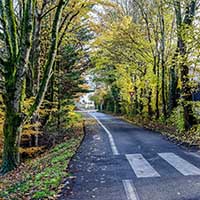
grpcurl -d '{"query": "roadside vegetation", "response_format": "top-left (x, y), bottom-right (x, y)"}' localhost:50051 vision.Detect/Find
top-left (0, 124), bottom-right (84, 199)
top-left (1, 0), bottom-right (200, 198)
top-left (90, 0), bottom-right (200, 146)
top-left (0, 0), bottom-right (107, 175)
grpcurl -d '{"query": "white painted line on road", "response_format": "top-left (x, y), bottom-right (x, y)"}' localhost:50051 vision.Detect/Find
top-left (90, 114), bottom-right (119, 155)
top-left (126, 154), bottom-right (160, 178)
top-left (184, 151), bottom-right (200, 160)
top-left (158, 153), bottom-right (200, 176)
top-left (123, 180), bottom-right (140, 200)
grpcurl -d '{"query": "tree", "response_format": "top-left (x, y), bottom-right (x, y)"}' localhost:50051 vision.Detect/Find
top-left (0, 0), bottom-right (66, 174)
top-left (0, 0), bottom-right (107, 174)
top-left (91, 0), bottom-right (200, 133)
top-left (173, 0), bottom-right (197, 130)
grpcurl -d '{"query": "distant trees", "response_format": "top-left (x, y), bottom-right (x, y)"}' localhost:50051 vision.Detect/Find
top-left (91, 0), bottom-right (200, 131)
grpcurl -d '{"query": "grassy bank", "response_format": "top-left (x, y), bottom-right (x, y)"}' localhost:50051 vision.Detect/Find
top-left (0, 129), bottom-right (84, 199)
top-left (122, 115), bottom-right (200, 148)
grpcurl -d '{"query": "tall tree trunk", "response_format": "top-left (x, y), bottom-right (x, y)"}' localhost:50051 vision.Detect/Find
top-left (28, 0), bottom-right (65, 117)
top-left (1, 97), bottom-right (22, 174)
top-left (159, 3), bottom-right (167, 117)
top-left (147, 89), bottom-right (153, 118)
top-left (139, 88), bottom-right (144, 114)
top-left (32, 16), bottom-right (42, 94)
top-left (174, 0), bottom-right (197, 130)
top-left (169, 52), bottom-right (178, 114)
top-left (113, 101), bottom-right (117, 114)
top-left (156, 53), bottom-right (160, 119)
top-left (161, 42), bottom-right (166, 117)
top-left (1, 0), bottom-right (65, 174)
top-left (57, 61), bottom-right (61, 130)
top-left (133, 86), bottom-right (138, 115)
top-left (0, 0), bottom-right (35, 174)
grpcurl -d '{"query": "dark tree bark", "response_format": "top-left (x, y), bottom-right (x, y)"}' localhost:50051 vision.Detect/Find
top-left (0, 0), bottom-right (66, 174)
top-left (155, 50), bottom-right (160, 119)
top-left (174, 0), bottom-right (197, 130)
top-left (147, 89), bottom-right (153, 118)
top-left (168, 52), bottom-right (178, 114)
top-left (0, 0), bottom-right (36, 174)
top-left (159, 1), bottom-right (167, 118)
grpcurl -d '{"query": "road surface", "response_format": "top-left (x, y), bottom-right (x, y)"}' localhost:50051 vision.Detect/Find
top-left (60, 112), bottom-right (200, 200)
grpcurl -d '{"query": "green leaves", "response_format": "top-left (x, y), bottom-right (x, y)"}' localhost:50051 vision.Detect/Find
top-left (90, 0), bottom-right (200, 133)
top-left (0, 136), bottom-right (83, 199)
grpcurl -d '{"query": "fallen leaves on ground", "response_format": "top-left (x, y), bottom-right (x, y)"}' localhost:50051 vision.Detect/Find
top-left (124, 116), bottom-right (200, 147)
top-left (0, 132), bottom-right (84, 200)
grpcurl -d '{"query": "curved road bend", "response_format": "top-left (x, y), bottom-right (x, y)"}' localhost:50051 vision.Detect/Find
top-left (60, 112), bottom-right (200, 200)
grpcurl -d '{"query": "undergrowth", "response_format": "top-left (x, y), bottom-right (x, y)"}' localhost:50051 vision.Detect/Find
top-left (0, 132), bottom-right (84, 199)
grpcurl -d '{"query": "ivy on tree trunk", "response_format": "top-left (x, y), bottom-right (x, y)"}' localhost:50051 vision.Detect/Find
top-left (0, 0), bottom-right (66, 174)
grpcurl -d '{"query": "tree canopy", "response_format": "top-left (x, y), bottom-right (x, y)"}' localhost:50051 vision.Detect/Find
top-left (0, 0), bottom-right (200, 176)
top-left (91, 0), bottom-right (200, 134)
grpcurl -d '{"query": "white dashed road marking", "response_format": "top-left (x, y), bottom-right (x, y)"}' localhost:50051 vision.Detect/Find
top-left (123, 180), bottom-right (140, 200)
top-left (90, 114), bottom-right (119, 155)
top-left (126, 154), bottom-right (160, 178)
top-left (158, 153), bottom-right (200, 176)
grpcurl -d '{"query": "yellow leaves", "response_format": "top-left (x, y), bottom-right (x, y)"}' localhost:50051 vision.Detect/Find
top-left (22, 130), bottom-right (42, 136)
top-left (91, 87), bottom-right (108, 104)
top-left (120, 16), bottom-right (132, 29)
top-left (79, 83), bottom-right (90, 90)
top-left (19, 147), bottom-right (44, 157)
top-left (64, 106), bottom-right (82, 129)
top-left (93, 16), bottom-right (133, 44)
top-left (91, 11), bottom-right (151, 68)
top-left (23, 98), bottom-right (58, 117)
top-left (37, 108), bottom-right (50, 116)
top-left (177, 77), bottom-right (182, 90)
top-left (23, 97), bottom-right (35, 114)
top-left (24, 122), bottom-right (41, 129)
top-left (89, 0), bottom-right (115, 7)
top-left (114, 67), bottom-right (133, 103)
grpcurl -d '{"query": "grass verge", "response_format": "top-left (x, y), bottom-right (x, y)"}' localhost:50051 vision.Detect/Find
top-left (122, 115), bottom-right (200, 148)
top-left (0, 133), bottom-right (84, 199)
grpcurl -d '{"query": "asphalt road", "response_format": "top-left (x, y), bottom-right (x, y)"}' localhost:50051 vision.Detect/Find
top-left (60, 112), bottom-right (200, 200)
